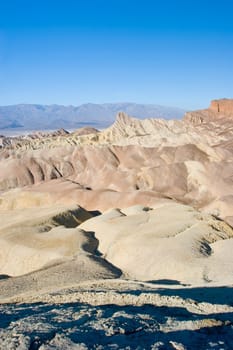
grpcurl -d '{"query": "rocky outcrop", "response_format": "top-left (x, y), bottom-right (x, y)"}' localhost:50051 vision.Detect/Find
top-left (210, 98), bottom-right (233, 114)
top-left (184, 98), bottom-right (233, 124)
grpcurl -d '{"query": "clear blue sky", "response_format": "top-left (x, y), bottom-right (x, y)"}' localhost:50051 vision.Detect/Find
top-left (0, 0), bottom-right (233, 109)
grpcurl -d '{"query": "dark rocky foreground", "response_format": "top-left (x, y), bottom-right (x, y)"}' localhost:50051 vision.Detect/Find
top-left (1, 284), bottom-right (233, 350)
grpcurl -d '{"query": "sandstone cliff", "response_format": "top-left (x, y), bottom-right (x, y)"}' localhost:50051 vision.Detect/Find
top-left (184, 98), bottom-right (233, 124)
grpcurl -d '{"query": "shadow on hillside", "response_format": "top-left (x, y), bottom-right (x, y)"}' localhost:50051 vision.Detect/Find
top-left (147, 279), bottom-right (185, 286)
top-left (0, 274), bottom-right (10, 280)
top-left (0, 301), bottom-right (233, 349)
top-left (89, 210), bottom-right (102, 217)
top-left (156, 285), bottom-right (233, 306)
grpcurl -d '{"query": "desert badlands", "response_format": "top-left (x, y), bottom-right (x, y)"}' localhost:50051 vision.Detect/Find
top-left (1, 99), bottom-right (233, 349)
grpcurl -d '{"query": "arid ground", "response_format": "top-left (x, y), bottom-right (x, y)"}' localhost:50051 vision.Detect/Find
top-left (1, 99), bottom-right (233, 349)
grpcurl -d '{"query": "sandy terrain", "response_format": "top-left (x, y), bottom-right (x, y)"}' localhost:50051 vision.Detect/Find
top-left (1, 99), bottom-right (233, 349)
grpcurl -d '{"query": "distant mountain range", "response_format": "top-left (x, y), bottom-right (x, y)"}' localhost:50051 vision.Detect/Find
top-left (0, 103), bottom-right (185, 131)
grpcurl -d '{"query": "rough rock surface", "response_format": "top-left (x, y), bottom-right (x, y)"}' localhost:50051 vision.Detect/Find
top-left (210, 98), bottom-right (233, 114)
top-left (184, 98), bottom-right (233, 124)
top-left (1, 101), bottom-right (233, 349)
top-left (1, 282), bottom-right (233, 350)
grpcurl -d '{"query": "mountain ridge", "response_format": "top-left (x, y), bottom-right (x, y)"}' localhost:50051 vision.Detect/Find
top-left (0, 102), bottom-right (185, 131)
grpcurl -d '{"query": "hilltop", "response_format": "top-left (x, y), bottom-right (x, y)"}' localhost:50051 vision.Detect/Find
top-left (0, 102), bottom-right (185, 132)
top-left (1, 99), bottom-right (233, 349)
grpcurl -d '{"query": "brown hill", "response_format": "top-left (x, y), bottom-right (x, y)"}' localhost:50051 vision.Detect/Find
top-left (184, 98), bottom-right (233, 124)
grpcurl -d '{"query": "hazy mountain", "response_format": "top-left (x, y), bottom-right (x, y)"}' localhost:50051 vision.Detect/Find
top-left (0, 103), bottom-right (185, 131)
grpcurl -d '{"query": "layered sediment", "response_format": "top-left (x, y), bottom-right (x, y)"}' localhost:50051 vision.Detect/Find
top-left (1, 100), bottom-right (233, 349)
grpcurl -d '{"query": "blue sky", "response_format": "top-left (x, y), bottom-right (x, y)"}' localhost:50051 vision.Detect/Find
top-left (0, 0), bottom-right (232, 109)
